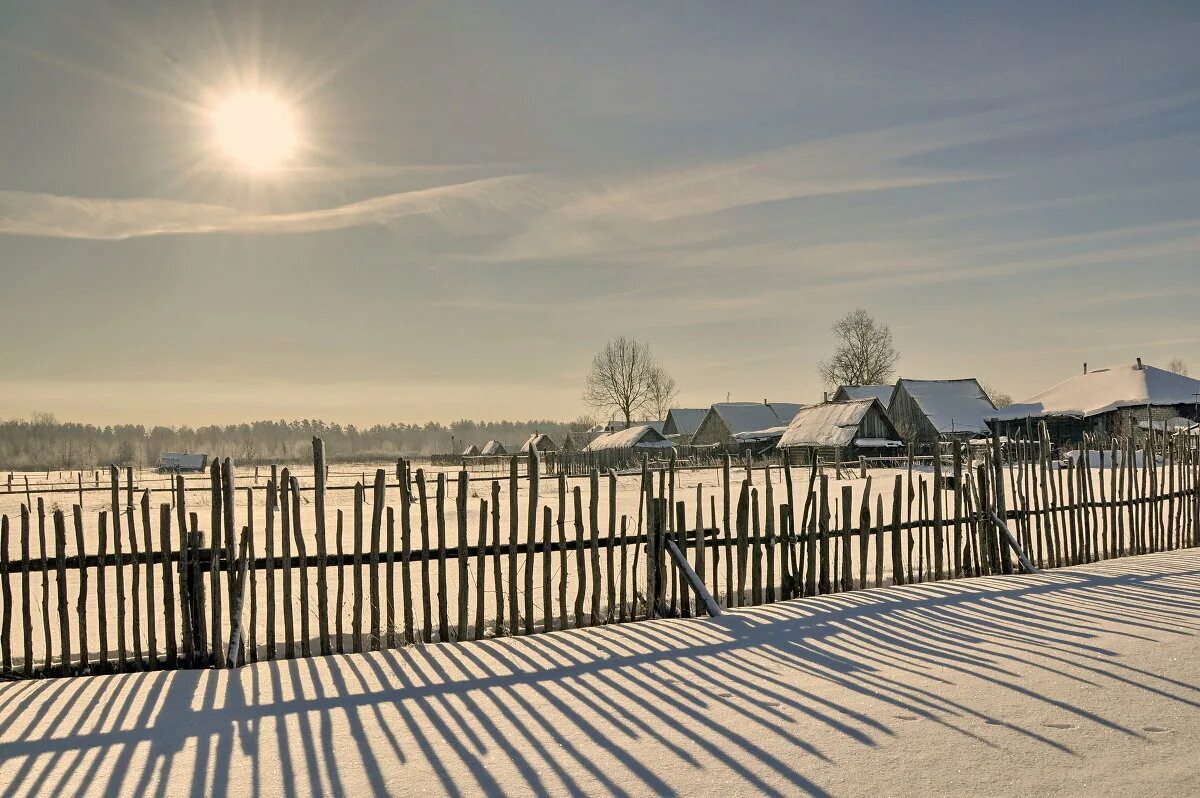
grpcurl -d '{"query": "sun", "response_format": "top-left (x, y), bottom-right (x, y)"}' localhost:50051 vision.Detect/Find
top-left (210, 89), bottom-right (298, 171)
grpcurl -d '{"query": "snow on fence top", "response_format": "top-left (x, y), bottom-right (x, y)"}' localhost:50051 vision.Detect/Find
top-left (584, 424), bottom-right (674, 452)
top-left (778, 398), bottom-right (879, 448)
top-left (896, 378), bottom-right (996, 435)
top-left (996, 362), bottom-right (1200, 421)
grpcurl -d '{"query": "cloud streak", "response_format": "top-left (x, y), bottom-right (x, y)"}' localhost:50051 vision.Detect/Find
top-left (0, 174), bottom-right (552, 240)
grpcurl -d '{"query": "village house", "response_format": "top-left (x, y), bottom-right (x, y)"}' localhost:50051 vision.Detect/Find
top-left (523, 433), bottom-right (557, 453)
top-left (583, 424), bottom-right (675, 453)
top-left (887, 378), bottom-right (996, 444)
top-left (777, 398), bottom-right (903, 464)
top-left (660, 408), bottom-right (708, 441)
top-left (689, 401), bottom-right (806, 450)
top-left (479, 439), bottom-right (508, 456)
top-left (994, 359), bottom-right (1200, 444)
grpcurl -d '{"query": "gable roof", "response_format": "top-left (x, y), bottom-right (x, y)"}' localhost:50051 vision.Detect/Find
top-left (461, 444), bottom-right (481, 456)
top-left (995, 363), bottom-right (1200, 421)
top-left (480, 440), bottom-right (507, 456)
top-left (834, 384), bottom-right (894, 406)
top-left (524, 433), bottom-right (556, 452)
top-left (710, 402), bottom-right (805, 435)
top-left (895, 378), bottom-right (996, 435)
top-left (663, 408), bottom-right (707, 437)
top-left (584, 424), bottom-right (674, 452)
top-left (778, 398), bottom-right (898, 448)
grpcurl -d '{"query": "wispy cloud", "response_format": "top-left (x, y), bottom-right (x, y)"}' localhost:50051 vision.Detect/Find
top-left (0, 174), bottom-right (552, 240)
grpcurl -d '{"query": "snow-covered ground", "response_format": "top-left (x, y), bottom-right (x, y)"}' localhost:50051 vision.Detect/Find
top-left (1, 549), bottom-right (1197, 797)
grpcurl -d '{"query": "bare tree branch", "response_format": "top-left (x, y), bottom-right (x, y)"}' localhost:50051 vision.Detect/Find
top-left (817, 308), bottom-right (900, 388)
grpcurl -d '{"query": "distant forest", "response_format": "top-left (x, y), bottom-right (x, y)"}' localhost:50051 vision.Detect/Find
top-left (0, 415), bottom-right (591, 470)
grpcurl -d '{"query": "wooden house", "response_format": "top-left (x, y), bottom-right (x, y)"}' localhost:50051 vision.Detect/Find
top-left (777, 398), bottom-right (903, 462)
top-left (584, 424), bottom-right (675, 452)
top-left (994, 360), bottom-right (1200, 445)
top-left (523, 433), bottom-right (557, 453)
top-left (888, 378), bottom-right (995, 443)
top-left (461, 443), bottom-right (481, 456)
top-left (158, 452), bottom-right (209, 472)
top-left (661, 408), bottom-right (707, 440)
top-left (689, 401), bottom-right (806, 449)
top-left (480, 440), bottom-right (508, 456)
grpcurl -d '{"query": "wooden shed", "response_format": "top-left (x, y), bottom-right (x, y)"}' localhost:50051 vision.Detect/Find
top-left (523, 433), bottom-right (557, 453)
top-left (480, 440), bottom-right (508, 456)
top-left (461, 443), bottom-right (481, 456)
top-left (777, 398), bottom-right (903, 462)
top-left (888, 378), bottom-right (996, 443)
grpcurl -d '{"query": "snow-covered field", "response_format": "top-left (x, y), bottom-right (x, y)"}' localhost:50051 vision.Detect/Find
top-left (1, 549), bottom-right (1197, 797)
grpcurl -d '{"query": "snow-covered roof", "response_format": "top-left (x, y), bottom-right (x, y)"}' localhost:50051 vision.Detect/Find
top-left (897, 378), bottom-right (996, 435)
top-left (524, 433), bottom-right (556, 452)
top-left (778, 399), bottom-right (887, 448)
top-left (731, 425), bottom-right (787, 443)
top-left (461, 444), bottom-right (481, 456)
top-left (995, 363), bottom-right (1200, 421)
top-left (835, 384), bottom-right (894, 406)
top-left (710, 402), bottom-right (805, 435)
top-left (480, 440), bottom-right (507, 456)
top-left (584, 424), bottom-right (675, 452)
top-left (664, 408), bottom-right (707, 437)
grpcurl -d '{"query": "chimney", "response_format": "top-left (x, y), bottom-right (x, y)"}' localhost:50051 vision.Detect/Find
top-left (1083, 362), bottom-right (1088, 374)
top-left (763, 398), bottom-right (768, 405)
top-left (823, 391), bottom-right (829, 403)
top-left (1136, 357), bottom-right (1143, 370)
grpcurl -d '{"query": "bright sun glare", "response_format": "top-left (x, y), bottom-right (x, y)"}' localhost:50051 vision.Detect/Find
top-left (211, 89), bottom-right (298, 171)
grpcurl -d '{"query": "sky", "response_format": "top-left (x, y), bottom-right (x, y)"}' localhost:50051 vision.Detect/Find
top-left (1, 1), bottom-right (1198, 427)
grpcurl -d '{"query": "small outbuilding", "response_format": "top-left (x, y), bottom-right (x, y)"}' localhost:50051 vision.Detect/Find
top-left (461, 443), bottom-right (481, 456)
top-left (523, 433), bottom-right (557, 453)
top-left (480, 440), bottom-right (508, 456)
top-left (158, 452), bottom-right (209, 472)
top-left (778, 398), bottom-right (903, 462)
top-left (888, 378), bottom-right (996, 443)
top-left (584, 424), bottom-right (675, 452)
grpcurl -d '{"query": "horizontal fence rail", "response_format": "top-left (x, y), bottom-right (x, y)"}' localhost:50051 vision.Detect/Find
top-left (1, 424), bottom-right (1198, 678)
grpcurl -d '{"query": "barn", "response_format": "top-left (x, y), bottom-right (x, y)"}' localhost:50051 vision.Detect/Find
top-left (778, 398), bottom-right (904, 462)
top-left (584, 424), bottom-right (675, 452)
top-left (661, 408), bottom-right (707, 440)
top-left (523, 433), bottom-right (557, 453)
top-left (994, 360), bottom-right (1200, 445)
top-left (888, 378), bottom-right (996, 443)
top-left (480, 440), bottom-right (508, 456)
top-left (461, 443), bottom-right (481, 456)
top-left (689, 401), bottom-right (806, 449)
top-left (832, 384), bottom-right (895, 407)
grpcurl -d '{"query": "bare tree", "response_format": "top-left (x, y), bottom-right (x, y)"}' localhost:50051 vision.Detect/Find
top-left (981, 382), bottom-right (1013, 408)
top-left (1168, 357), bottom-right (1189, 377)
top-left (645, 365), bottom-right (679, 421)
top-left (582, 337), bottom-right (673, 425)
top-left (817, 309), bottom-right (900, 388)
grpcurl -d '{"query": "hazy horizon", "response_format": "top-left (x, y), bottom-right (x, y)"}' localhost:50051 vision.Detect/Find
top-left (2, 1), bottom-right (1198, 426)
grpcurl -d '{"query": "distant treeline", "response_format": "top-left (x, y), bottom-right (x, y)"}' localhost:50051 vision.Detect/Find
top-left (0, 416), bottom-right (589, 470)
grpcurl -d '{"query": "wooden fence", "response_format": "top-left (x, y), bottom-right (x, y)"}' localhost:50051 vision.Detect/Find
top-left (1, 425), bottom-right (1197, 678)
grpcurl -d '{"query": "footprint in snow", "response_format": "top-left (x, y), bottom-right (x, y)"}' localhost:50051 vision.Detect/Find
top-left (1043, 722), bottom-right (1077, 730)
top-left (894, 714), bottom-right (920, 722)
top-left (1143, 726), bottom-right (1171, 733)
